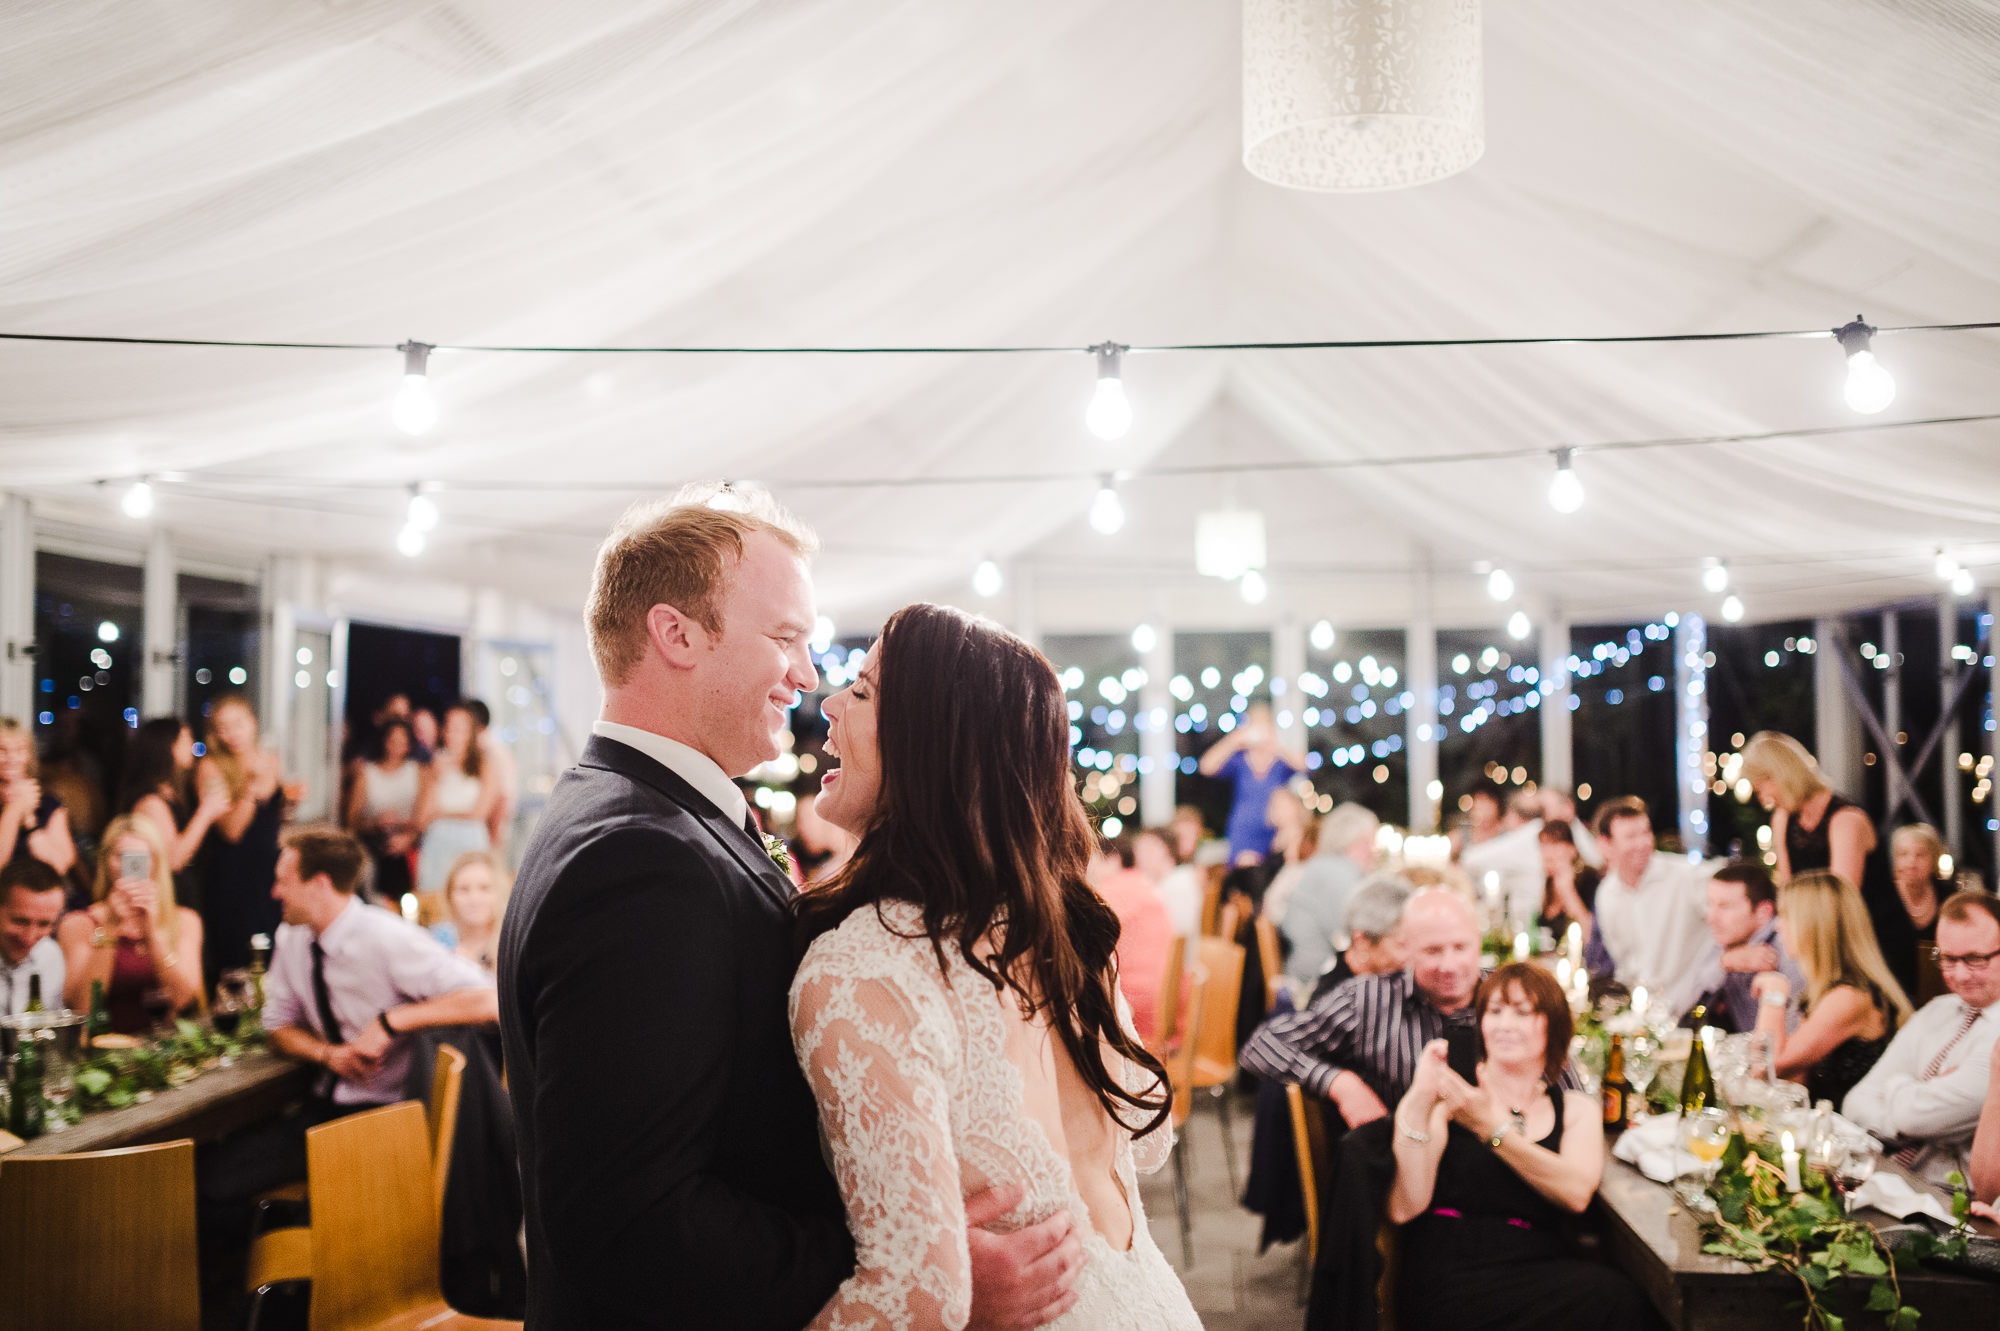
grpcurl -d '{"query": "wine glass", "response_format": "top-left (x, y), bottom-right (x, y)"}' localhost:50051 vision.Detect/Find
top-left (210, 979), bottom-right (245, 1062)
top-left (1831, 1145), bottom-right (1878, 1210)
top-left (1678, 1108), bottom-right (1733, 1212)
top-left (140, 985), bottom-right (173, 1038)
top-left (1625, 1035), bottom-right (1659, 1120)
top-left (38, 1028), bottom-right (73, 1130)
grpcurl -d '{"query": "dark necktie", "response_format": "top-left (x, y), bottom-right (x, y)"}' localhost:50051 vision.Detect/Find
top-left (743, 810), bottom-right (762, 843)
top-left (309, 939), bottom-right (343, 1045)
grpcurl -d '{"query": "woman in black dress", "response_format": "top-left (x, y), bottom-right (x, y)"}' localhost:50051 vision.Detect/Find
top-left (197, 695), bottom-right (289, 978)
top-left (0, 715), bottom-right (77, 880)
top-left (1751, 870), bottom-right (1912, 1108)
top-left (1743, 730), bottom-right (1915, 995)
top-left (1387, 962), bottom-right (1651, 1331)
top-left (122, 717), bottom-right (232, 877)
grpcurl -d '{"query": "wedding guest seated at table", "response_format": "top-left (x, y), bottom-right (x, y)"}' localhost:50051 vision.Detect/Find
top-left (1241, 887), bottom-right (1485, 1127)
top-left (1459, 787), bottom-right (1547, 917)
top-left (57, 815), bottom-right (204, 1031)
top-left (429, 848), bottom-right (508, 972)
top-left (1844, 889), bottom-right (2000, 1191)
top-left (1306, 873), bottom-right (1413, 1004)
top-left (1136, 826), bottom-right (1202, 940)
top-left (1536, 819), bottom-right (1600, 952)
top-left (1279, 802), bottom-right (1380, 987)
top-left (1092, 834), bottom-right (1174, 1043)
top-left (1664, 862), bottom-right (1804, 1034)
top-left (1750, 870), bottom-right (1911, 1107)
top-left (1386, 963), bottom-right (1650, 1331)
top-left (0, 857), bottom-right (66, 1015)
top-left (1592, 795), bottom-right (1718, 995)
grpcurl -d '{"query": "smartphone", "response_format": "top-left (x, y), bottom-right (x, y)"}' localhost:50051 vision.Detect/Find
top-left (1445, 1023), bottom-right (1482, 1082)
top-left (120, 848), bottom-right (151, 882)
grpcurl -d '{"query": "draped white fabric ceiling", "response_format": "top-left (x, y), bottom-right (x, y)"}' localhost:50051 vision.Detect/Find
top-left (4, 1), bottom-right (1999, 633)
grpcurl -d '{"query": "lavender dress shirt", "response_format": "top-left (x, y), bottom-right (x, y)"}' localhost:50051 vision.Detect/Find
top-left (262, 896), bottom-right (493, 1104)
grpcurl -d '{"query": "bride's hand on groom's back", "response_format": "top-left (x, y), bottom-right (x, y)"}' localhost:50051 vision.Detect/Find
top-left (964, 1181), bottom-right (1085, 1330)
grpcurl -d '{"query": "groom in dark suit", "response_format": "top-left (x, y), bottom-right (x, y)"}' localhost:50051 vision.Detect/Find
top-left (500, 484), bottom-right (1083, 1330)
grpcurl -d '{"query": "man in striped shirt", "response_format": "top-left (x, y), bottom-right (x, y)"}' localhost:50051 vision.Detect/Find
top-left (1241, 888), bottom-right (1485, 1127)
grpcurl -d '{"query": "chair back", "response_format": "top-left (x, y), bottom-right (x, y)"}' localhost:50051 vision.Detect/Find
top-left (1167, 966), bottom-right (1209, 1125)
top-left (1254, 916), bottom-right (1285, 1012)
top-left (1199, 865), bottom-right (1225, 935)
top-left (0, 1138), bottom-right (201, 1331)
top-left (1154, 934), bottom-right (1188, 1052)
top-left (1284, 1084), bottom-right (1328, 1267)
top-left (306, 1101), bottom-right (440, 1331)
top-left (1190, 937), bottom-right (1246, 1088)
top-left (427, 1043), bottom-right (468, 1222)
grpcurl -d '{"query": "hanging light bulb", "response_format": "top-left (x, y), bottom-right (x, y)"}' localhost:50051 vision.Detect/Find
top-left (1506, 610), bottom-right (1531, 641)
top-left (406, 486), bottom-right (439, 532)
top-left (1720, 594), bottom-right (1745, 623)
top-left (1952, 567), bottom-right (1976, 597)
top-left (1935, 549), bottom-right (1959, 582)
top-left (1703, 559), bottom-right (1729, 594)
top-left (392, 341), bottom-right (438, 436)
top-left (396, 524), bottom-right (426, 558)
top-left (1084, 342), bottom-right (1132, 441)
top-left (1834, 317), bottom-right (1895, 414)
top-left (972, 558), bottom-right (1003, 598)
top-left (1486, 568), bottom-right (1514, 601)
top-left (1131, 624), bottom-right (1157, 653)
top-left (1546, 448), bottom-right (1584, 513)
top-left (1240, 569), bottom-right (1269, 604)
top-left (121, 478), bottom-right (155, 519)
top-left (1309, 618), bottom-right (1336, 651)
top-left (1089, 477), bottom-right (1125, 534)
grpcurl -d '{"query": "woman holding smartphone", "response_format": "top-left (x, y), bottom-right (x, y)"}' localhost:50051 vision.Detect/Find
top-left (57, 814), bottom-right (204, 1033)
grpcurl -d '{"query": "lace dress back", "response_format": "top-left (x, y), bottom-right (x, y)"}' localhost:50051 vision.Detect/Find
top-left (790, 900), bottom-right (1201, 1331)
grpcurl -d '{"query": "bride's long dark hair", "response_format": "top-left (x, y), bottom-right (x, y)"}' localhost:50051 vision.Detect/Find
top-left (795, 603), bottom-right (1171, 1138)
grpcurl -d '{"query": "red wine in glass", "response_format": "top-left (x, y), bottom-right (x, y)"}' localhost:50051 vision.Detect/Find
top-left (141, 987), bottom-right (173, 1035)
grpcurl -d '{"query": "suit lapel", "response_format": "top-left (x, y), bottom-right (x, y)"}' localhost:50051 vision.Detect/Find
top-left (580, 736), bottom-right (795, 912)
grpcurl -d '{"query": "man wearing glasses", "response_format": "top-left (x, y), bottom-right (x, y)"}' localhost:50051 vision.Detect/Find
top-left (1845, 890), bottom-right (2000, 1191)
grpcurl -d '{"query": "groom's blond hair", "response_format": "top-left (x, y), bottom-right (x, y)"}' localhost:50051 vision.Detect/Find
top-left (586, 482), bottom-right (817, 688)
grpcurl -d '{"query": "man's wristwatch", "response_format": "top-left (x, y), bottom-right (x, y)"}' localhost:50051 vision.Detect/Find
top-left (377, 1010), bottom-right (398, 1038)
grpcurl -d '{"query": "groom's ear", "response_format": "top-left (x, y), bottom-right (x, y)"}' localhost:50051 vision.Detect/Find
top-left (645, 603), bottom-right (708, 670)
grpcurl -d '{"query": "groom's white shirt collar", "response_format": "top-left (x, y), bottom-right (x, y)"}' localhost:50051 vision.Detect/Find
top-left (592, 720), bottom-right (749, 828)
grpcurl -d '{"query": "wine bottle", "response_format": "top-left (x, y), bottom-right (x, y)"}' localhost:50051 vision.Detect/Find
top-left (8, 1031), bottom-right (45, 1139)
top-left (86, 978), bottom-right (110, 1043)
top-left (1680, 1006), bottom-right (1715, 1114)
top-left (23, 973), bottom-right (43, 1014)
top-left (1601, 1033), bottom-right (1631, 1133)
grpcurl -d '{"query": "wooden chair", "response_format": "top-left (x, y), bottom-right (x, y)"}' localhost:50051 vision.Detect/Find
top-left (1215, 901), bottom-right (1242, 948)
top-left (1254, 915), bottom-right (1286, 1013)
top-left (1283, 1083), bottom-right (1326, 1271)
top-left (1190, 936), bottom-right (1246, 1197)
top-left (1163, 967), bottom-right (1208, 1269)
top-left (1152, 934), bottom-right (1188, 1055)
top-left (249, 1045), bottom-right (469, 1310)
top-left (304, 1101), bottom-right (519, 1331)
top-left (1198, 864), bottom-right (1226, 935)
top-left (0, 1138), bottom-right (201, 1331)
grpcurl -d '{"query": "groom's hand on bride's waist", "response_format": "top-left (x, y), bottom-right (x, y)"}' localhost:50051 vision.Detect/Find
top-left (964, 1181), bottom-right (1085, 1330)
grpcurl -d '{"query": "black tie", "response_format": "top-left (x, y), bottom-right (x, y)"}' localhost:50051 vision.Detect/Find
top-left (743, 810), bottom-right (762, 842)
top-left (309, 939), bottom-right (343, 1045)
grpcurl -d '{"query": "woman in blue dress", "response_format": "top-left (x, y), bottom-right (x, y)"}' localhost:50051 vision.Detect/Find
top-left (1197, 702), bottom-right (1306, 865)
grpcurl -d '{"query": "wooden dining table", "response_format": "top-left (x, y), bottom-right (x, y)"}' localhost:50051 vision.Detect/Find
top-left (3, 1050), bottom-right (314, 1160)
top-left (1595, 1155), bottom-right (2000, 1330)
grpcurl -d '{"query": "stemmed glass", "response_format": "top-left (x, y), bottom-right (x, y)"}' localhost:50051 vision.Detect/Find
top-left (1677, 1108), bottom-right (1733, 1213)
top-left (211, 972), bottom-right (249, 1063)
top-left (1624, 1035), bottom-right (1659, 1121)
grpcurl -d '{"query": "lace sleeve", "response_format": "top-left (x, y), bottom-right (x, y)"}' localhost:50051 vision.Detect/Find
top-left (792, 956), bottom-right (970, 1331)
top-left (1115, 986), bottom-right (1175, 1178)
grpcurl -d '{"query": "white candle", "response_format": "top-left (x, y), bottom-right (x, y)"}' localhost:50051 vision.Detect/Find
top-left (400, 892), bottom-right (419, 923)
top-left (1556, 958), bottom-right (1573, 991)
top-left (1781, 1130), bottom-right (1802, 1192)
top-left (1632, 985), bottom-right (1649, 1017)
top-left (1512, 931), bottom-right (1530, 962)
top-left (1565, 920), bottom-right (1583, 966)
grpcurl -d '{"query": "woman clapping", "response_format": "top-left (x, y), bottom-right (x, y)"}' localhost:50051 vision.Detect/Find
top-left (1387, 963), bottom-right (1649, 1330)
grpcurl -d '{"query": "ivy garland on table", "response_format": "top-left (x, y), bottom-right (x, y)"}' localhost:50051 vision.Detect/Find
top-left (1697, 1132), bottom-right (1973, 1331)
top-left (58, 1019), bottom-right (267, 1123)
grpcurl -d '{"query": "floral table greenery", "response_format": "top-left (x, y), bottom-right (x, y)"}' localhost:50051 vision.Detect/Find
top-left (60, 1017), bottom-right (267, 1123)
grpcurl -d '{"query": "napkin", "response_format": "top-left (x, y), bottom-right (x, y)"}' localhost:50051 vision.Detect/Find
top-left (1849, 1172), bottom-right (1957, 1227)
top-left (1612, 1114), bottom-right (1697, 1183)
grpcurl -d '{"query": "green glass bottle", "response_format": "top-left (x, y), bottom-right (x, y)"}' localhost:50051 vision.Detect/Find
top-left (23, 973), bottom-right (43, 1014)
top-left (1680, 1007), bottom-right (1716, 1115)
top-left (86, 979), bottom-right (110, 1043)
top-left (8, 1033), bottom-right (46, 1139)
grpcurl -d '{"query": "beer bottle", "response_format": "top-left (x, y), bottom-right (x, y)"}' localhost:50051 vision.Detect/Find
top-left (1601, 1033), bottom-right (1631, 1133)
top-left (86, 978), bottom-right (111, 1043)
top-left (1680, 1006), bottom-right (1716, 1114)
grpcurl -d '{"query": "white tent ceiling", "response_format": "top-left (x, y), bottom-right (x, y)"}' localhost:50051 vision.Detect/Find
top-left (4, 0), bottom-right (1999, 634)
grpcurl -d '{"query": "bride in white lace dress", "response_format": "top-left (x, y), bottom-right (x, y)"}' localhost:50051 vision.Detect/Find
top-left (791, 603), bottom-right (1202, 1331)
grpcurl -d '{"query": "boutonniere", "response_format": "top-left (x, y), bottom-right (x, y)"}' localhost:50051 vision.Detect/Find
top-left (763, 834), bottom-right (794, 876)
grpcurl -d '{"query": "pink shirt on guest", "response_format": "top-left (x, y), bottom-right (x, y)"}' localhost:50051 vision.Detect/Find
top-left (1097, 868), bottom-right (1174, 1044)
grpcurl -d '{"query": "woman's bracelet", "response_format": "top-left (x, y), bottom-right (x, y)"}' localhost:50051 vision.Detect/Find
top-left (1396, 1116), bottom-right (1432, 1145)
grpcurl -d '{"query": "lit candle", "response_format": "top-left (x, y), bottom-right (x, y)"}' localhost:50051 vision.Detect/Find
top-left (1512, 931), bottom-right (1530, 962)
top-left (1556, 958), bottom-right (1573, 991)
top-left (1565, 920), bottom-right (1583, 967)
top-left (1632, 986), bottom-right (1649, 1018)
top-left (1781, 1130), bottom-right (1802, 1192)
top-left (400, 893), bottom-right (419, 924)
